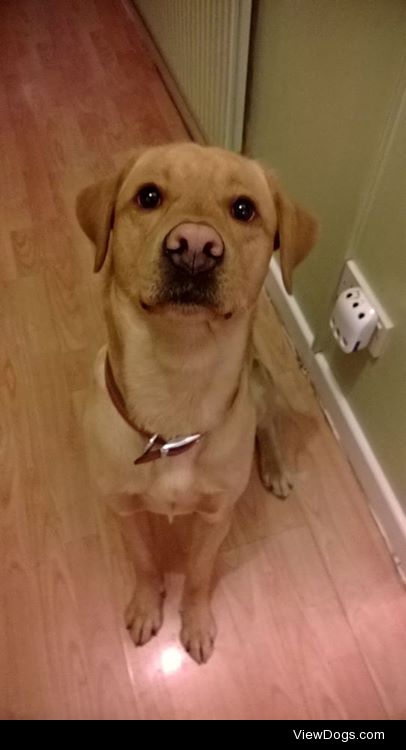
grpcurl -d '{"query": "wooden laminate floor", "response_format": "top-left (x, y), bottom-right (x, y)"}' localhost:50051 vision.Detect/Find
top-left (1, 0), bottom-right (405, 720)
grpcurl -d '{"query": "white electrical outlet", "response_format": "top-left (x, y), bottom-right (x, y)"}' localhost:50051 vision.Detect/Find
top-left (334, 260), bottom-right (393, 358)
top-left (331, 287), bottom-right (378, 353)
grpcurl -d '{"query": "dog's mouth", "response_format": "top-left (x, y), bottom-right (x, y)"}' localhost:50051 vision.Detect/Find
top-left (159, 274), bottom-right (217, 306)
top-left (140, 291), bottom-right (232, 320)
top-left (140, 300), bottom-right (231, 318)
top-left (140, 263), bottom-right (232, 318)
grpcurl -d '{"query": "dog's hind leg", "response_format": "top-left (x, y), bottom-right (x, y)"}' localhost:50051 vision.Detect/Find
top-left (252, 358), bottom-right (294, 500)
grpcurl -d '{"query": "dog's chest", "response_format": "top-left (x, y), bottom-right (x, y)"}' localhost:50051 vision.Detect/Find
top-left (87, 346), bottom-right (255, 521)
top-left (140, 461), bottom-right (200, 519)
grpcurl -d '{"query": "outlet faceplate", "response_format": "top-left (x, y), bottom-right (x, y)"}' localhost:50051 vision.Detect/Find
top-left (335, 260), bottom-right (393, 358)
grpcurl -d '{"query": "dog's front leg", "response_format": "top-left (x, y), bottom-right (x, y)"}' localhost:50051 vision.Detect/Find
top-left (120, 510), bottom-right (165, 647)
top-left (180, 511), bottom-right (232, 664)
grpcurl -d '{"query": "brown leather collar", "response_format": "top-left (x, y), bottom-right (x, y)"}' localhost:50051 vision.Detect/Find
top-left (104, 355), bottom-right (202, 465)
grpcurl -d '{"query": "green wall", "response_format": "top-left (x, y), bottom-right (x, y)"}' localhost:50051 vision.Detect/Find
top-left (245, 0), bottom-right (406, 502)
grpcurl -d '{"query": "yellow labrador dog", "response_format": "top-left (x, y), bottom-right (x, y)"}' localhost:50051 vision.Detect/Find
top-left (77, 143), bottom-right (318, 664)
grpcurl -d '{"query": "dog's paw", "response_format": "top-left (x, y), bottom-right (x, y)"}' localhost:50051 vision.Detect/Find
top-left (125, 584), bottom-right (165, 647)
top-left (180, 603), bottom-right (217, 665)
top-left (260, 469), bottom-right (294, 500)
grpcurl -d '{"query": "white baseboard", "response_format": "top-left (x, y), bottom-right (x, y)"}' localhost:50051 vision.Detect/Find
top-left (266, 260), bottom-right (406, 580)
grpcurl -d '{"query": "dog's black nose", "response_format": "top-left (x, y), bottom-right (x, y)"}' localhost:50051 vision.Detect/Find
top-left (164, 223), bottom-right (224, 275)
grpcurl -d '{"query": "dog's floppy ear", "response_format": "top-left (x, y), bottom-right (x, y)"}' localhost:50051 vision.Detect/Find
top-left (270, 178), bottom-right (319, 295)
top-left (76, 151), bottom-right (142, 272)
top-left (76, 172), bottom-right (122, 272)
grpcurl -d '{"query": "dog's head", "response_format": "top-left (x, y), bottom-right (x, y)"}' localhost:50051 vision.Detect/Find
top-left (76, 143), bottom-right (318, 320)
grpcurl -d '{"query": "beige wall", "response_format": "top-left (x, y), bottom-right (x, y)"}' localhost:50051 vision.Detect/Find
top-left (245, 0), bottom-right (406, 502)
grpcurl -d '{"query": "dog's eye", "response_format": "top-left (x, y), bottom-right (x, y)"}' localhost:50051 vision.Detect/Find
top-left (230, 196), bottom-right (256, 223)
top-left (136, 184), bottom-right (162, 210)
